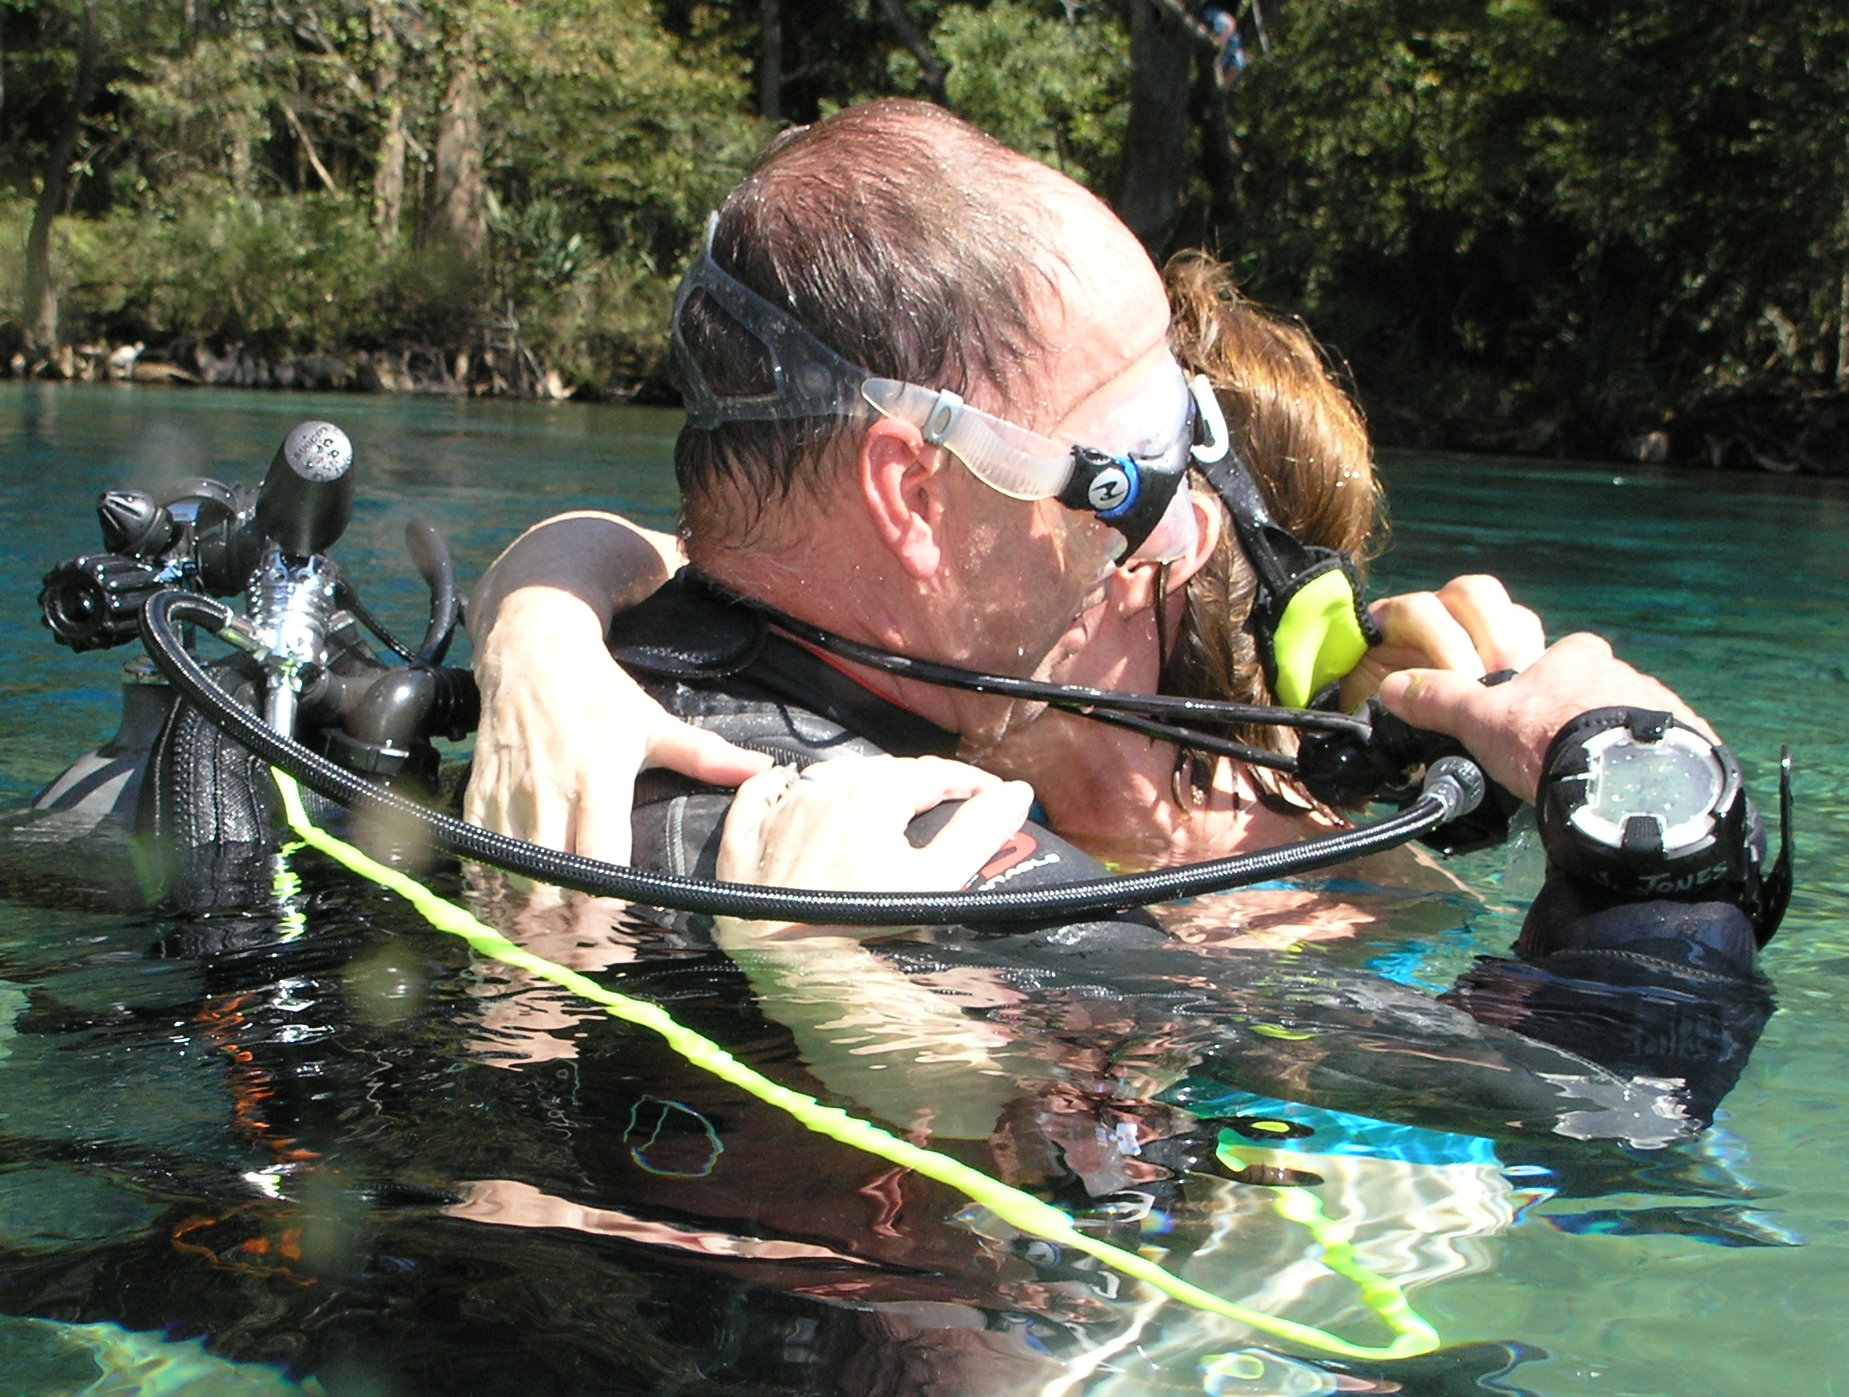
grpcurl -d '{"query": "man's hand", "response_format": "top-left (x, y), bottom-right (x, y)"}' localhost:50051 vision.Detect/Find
top-left (1377, 631), bottom-right (1715, 803)
top-left (1341, 574), bottom-right (1548, 710)
top-left (464, 585), bottom-right (772, 862)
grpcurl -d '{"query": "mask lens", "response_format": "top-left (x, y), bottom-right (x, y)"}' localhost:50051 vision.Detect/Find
top-left (1093, 374), bottom-right (1199, 562)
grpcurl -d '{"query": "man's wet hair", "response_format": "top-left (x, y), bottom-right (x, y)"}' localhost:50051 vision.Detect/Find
top-left (674, 99), bottom-right (1057, 554)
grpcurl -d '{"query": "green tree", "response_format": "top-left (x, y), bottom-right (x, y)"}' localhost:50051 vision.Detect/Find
top-left (1228, 0), bottom-right (1849, 459)
top-left (933, 0), bottom-right (1130, 190)
top-left (20, 0), bottom-right (100, 359)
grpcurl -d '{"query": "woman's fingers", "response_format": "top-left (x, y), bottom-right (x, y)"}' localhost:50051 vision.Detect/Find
top-left (1347, 575), bottom-right (1549, 709)
top-left (1369, 588), bottom-right (1490, 678)
top-left (646, 718), bottom-right (777, 789)
top-left (836, 753), bottom-right (1005, 814)
top-left (1431, 575), bottom-right (1547, 672)
top-left (914, 781), bottom-right (1036, 884)
top-left (715, 765), bottom-right (791, 883)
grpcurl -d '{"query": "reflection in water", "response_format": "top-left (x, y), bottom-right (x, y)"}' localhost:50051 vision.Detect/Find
top-left (0, 676), bottom-right (1786, 1392)
top-left (0, 387), bottom-right (1842, 1393)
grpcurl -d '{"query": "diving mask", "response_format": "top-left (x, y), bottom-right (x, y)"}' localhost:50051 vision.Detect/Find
top-left (862, 363), bottom-right (1223, 565)
top-left (671, 212), bottom-right (1217, 563)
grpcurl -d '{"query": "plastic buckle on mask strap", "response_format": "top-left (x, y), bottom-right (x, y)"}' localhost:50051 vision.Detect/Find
top-left (1197, 445), bottom-right (1380, 709)
top-left (671, 213), bottom-right (870, 428)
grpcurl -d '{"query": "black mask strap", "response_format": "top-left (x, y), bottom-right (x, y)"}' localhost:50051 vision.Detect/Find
top-left (671, 214), bottom-right (871, 427)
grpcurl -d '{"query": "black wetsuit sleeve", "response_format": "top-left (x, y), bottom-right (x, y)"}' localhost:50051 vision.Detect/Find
top-left (1444, 868), bottom-right (1773, 1125)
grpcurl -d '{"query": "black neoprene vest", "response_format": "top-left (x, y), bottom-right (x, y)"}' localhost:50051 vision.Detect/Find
top-left (609, 572), bottom-right (1165, 949)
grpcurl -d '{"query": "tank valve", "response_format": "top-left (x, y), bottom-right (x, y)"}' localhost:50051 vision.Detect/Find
top-left (39, 554), bottom-right (167, 652)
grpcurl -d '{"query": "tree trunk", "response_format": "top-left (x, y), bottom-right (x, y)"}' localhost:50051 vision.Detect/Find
top-left (1116, 0), bottom-right (1197, 254)
top-left (758, 0), bottom-right (783, 123)
top-left (1838, 254), bottom-right (1848, 389)
top-left (22, 0), bottom-right (101, 362)
top-left (873, 0), bottom-right (947, 107)
top-left (433, 15), bottom-right (487, 260)
top-left (370, 0), bottom-right (406, 249)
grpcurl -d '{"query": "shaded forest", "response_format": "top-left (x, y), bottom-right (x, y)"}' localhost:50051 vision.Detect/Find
top-left (4, 0), bottom-right (1846, 470)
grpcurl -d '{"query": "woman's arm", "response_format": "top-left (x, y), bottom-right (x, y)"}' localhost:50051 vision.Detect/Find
top-left (465, 512), bottom-right (771, 861)
top-left (713, 757), bottom-right (1035, 1140)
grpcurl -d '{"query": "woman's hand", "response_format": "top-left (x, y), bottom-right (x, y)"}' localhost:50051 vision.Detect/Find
top-left (1342, 574), bottom-right (1548, 709)
top-left (718, 756), bottom-right (1034, 898)
top-left (465, 584), bottom-right (772, 862)
top-left (713, 757), bottom-right (1032, 1138)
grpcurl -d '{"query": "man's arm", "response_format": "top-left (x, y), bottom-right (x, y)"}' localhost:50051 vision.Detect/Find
top-left (465, 511), bottom-right (771, 861)
top-left (1375, 631), bottom-right (1715, 805)
top-left (1381, 632), bottom-right (1775, 1125)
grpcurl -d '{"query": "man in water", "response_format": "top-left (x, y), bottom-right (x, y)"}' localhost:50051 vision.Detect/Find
top-left (469, 99), bottom-right (1711, 875)
top-left (466, 99), bottom-right (1775, 1128)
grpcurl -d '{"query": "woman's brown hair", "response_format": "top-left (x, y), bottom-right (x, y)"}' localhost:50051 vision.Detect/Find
top-left (1160, 251), bottom-right (1385, 787)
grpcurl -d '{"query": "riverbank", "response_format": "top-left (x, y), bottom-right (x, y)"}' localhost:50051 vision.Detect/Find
top-left (1370, 380), bottom-right (1849, 476)
top-left (6, 336), bottom-right (647, 406)
top-left (11, 334), bottom-right (1846, 475)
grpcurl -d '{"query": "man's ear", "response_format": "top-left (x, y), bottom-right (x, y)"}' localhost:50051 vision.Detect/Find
top-left (1109, 488), bottom-right (1224, 615)
top-left (858, 418), bottom-right (950, 579)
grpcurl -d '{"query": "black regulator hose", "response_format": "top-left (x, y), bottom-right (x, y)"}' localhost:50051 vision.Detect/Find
top-left (404, 517), bottom-right (461, 666)
top-left (141, 590), bottom-right (1486, 926)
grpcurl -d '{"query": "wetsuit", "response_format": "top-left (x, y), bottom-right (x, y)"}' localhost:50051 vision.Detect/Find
top-left (612, 571), bottom-right (1167, 953)
top-left (609, 572), bottom-right (1774, 1136)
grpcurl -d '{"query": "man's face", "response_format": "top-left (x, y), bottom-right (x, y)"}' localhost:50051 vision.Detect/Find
top-left (934, 177), bottom-right (1173, 745)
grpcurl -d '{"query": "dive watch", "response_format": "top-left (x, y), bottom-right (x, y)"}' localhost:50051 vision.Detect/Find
top-left (1536, 707), bottom-right (1750, 901)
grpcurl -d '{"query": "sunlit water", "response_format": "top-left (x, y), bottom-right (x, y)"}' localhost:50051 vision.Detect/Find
top-left (0, 384), bottom-right (1843, 1395)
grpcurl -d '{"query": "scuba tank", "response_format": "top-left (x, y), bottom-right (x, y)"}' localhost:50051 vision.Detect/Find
top-left (23, 421), bottom-right (477, 909)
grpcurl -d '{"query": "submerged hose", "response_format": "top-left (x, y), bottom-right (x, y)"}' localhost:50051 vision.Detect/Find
top-left (141, 590), bottom-right (1484, 926)
top-left (269, 769), bottom-right (1440, 1360)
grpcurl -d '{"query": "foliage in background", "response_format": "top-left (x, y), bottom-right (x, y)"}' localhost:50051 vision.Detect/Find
top-left (1228, 0), bottom-right (1849, 462)
top-left (2, 0), bottom-right (1845, 466)
top-left (930, 1), bottom-right (1128, 187)
top-left (0, 0), bottom-right (761, 391)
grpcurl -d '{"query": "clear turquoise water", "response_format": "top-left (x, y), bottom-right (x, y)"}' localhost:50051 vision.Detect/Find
top-left (0, 384), bottom-right (1844, 1395)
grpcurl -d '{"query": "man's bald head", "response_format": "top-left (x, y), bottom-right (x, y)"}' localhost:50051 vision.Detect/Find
top-left (674, 100), bottom-right (1118, 556)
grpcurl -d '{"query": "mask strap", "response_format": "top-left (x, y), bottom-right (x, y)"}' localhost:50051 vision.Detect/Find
top-left (1189, 373), bottom-right (1231, 464)
top-left (1197, 447), bottom-right (1381, 708)
top-left (671, 213), bottom-right (872, 427)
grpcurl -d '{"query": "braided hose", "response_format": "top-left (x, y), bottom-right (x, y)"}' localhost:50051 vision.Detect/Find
top-left (141, 590), bottom-right (1482, 926)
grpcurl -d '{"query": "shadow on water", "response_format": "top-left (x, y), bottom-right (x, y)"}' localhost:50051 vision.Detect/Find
top-left (0, 387), bottom-right (1843, 1394)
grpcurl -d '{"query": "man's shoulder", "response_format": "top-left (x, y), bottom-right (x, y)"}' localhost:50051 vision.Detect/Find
top-left (610, 571), bottom-right (959, 759)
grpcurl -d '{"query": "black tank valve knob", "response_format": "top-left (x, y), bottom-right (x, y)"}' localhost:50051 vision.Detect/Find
top-left (39, 554), bottom-right (167, 652)
top-left (96, 489), bottom-right (176, 559)
top-left (256, 420), bottom-right (354, 558)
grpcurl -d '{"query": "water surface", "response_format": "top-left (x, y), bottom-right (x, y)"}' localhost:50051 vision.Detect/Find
top-left (0, 384), bottom-right (1843, 1395)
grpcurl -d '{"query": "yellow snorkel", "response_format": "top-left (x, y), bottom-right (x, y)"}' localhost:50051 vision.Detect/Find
top-left (1189, 395), bottom-right (1380, 712)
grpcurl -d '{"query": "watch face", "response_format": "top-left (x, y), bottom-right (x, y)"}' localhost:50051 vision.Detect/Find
top-left (1570, 726), bottom-right (1727, 855)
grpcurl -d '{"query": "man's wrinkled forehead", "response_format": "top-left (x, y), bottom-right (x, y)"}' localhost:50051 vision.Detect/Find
top-left (1005, 175), bottom-right (1171, 431)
